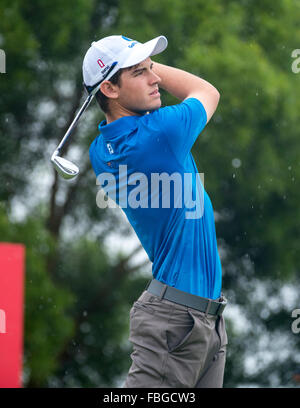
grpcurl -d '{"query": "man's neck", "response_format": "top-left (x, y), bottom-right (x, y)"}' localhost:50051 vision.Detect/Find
top-left (105, 102), bottom-right (142, 124)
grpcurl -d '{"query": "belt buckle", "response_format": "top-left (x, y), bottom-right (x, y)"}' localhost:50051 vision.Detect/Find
top-left (216, 299), bottom-right (227, 316)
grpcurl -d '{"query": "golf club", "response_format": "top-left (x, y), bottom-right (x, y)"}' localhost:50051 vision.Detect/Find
top-left (51, 92), bottom-right (94, 179)
top-left (51, 61), bottom-right (118, 179)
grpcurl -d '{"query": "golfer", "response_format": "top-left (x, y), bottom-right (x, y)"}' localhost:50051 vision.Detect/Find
top-left (84, 34), bottom-right (228, 388)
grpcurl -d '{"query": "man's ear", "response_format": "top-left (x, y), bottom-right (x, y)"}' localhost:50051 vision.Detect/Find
top-left (99, 81), bottom-right (119, 99)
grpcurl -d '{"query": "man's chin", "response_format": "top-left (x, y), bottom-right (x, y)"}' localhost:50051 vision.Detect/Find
top-left (148, 99), bottom-right (162, 112)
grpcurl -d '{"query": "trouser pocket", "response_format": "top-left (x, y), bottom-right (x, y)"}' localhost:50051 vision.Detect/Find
top-left (166, 309), bottom-right (195, 353)
top-left (163, 308), bottom-right (212, 387)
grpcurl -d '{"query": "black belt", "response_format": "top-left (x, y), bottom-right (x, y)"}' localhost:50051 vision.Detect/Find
top-left (146, 279), bottom-right (227, 316)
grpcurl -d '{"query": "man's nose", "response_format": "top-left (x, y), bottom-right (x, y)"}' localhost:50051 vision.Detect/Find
top-left (149, 70), bottom-right (161, 84)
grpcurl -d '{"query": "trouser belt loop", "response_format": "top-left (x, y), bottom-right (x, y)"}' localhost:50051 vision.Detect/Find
top-left (159, 284), bottom-right (168, 300)
top-left (205, 299), bottom-right (212, 316)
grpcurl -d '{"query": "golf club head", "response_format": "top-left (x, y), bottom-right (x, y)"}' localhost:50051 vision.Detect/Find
top-left (50, 92), bottom-right (94, 180)
top-left (51, 154), bottom-right (79, 180)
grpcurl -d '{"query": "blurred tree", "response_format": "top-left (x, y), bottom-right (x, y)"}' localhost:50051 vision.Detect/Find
top-left (0, 0), bottom-right (299, 387)
top-left (50, 239), bottom-right (149, 387)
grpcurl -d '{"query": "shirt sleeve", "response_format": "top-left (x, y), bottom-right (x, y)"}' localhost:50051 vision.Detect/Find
top-left (156, 97), bottom-right (207, 163)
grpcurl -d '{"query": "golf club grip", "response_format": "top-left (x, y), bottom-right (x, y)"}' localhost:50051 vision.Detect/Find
top-left (57, 93), bottom-right (94, 152)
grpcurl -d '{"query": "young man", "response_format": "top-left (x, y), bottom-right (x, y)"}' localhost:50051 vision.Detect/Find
top-left (83, 35), bottom-right (228, 388)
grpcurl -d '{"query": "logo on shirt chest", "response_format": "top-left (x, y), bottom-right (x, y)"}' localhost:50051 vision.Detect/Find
top-left (106, 143), bottom-right (114, 154)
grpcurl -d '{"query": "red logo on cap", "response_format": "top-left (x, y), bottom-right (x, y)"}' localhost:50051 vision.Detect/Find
top-left (97, 59), bottom-right (105, 68)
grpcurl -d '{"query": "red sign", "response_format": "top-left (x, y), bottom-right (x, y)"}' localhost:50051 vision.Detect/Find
top-left (0, 243), bottom-right (25, 388)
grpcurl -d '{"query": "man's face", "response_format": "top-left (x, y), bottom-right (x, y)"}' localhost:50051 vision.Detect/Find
top-left (116, 57), bottom-right (162, 114)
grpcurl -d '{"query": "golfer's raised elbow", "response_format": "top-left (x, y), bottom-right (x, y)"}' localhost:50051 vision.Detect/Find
top-left (213, 87), bottom-right (221, 108)
top-left (209, 86), bottom-right (220, 106)
top-left (188, 85), bottom-right (220, 123)
top-left (214, 87), bottom-right (220, 101)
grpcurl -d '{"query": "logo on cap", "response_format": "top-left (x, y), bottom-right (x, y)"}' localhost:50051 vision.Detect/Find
top-left (122, 36), bottom-right (133, 41)
top-left (97, 58), bottom-right (105, 68)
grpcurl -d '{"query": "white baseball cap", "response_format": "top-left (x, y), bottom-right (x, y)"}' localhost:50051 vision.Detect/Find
top-left (82, 35), bottom-right (168, 94)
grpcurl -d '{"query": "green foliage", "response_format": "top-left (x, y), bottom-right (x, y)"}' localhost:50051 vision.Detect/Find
top-left (46, 238), bottom-right (149, 387)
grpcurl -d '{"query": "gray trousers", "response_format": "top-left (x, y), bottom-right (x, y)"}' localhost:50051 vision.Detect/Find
top-left (124, 290), bottom-right (227, 388)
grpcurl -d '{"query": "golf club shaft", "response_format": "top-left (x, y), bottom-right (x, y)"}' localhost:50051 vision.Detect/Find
top-left (56, 93), bottom-right (94, 154)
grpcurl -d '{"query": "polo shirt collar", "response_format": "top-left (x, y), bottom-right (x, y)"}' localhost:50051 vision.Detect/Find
top-left (99, 115), bottom-right (139, 140)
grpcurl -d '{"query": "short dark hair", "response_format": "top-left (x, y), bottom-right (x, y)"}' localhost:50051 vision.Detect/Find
top-left (95, 69), bottom-right (124, 113)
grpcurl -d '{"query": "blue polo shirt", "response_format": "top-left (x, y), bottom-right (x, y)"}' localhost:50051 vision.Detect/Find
top-left (89, 98), bottom-right (222, 299)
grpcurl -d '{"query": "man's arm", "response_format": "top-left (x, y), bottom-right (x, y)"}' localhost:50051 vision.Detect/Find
top-left (153, 62), bottom-right (220, 123)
